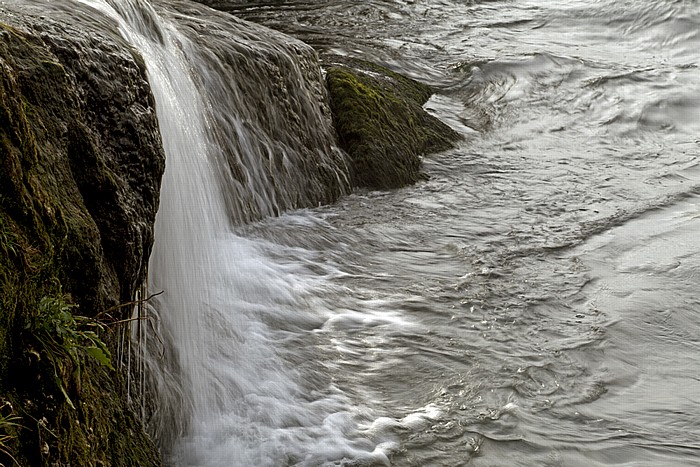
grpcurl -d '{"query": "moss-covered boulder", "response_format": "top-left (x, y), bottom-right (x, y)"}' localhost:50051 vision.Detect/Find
top-left (324, 56), bottom-right (460, 189)
top-left (0, 8), bottom-right (163, 466)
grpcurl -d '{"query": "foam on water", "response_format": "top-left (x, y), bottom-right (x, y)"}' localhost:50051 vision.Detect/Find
top-left (69, 0), bottom-right (406, 464)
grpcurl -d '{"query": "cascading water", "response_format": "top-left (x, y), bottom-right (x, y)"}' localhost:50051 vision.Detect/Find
top-left (70, 0), bottom-right (391, 465)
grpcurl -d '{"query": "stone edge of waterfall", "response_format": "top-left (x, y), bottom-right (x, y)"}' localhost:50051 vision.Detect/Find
top-left (188, 0), bottom-right (463, 191)
top-left (0, 9), bottom-right (164, 466)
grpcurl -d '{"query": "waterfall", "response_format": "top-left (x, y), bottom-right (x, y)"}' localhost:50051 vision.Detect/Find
top-left (70, 0), bottom-right (383, 465)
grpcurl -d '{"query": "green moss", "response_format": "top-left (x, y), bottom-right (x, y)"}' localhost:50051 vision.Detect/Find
top-left (325, 57), bottom-right (460, 189)
top-left (337, 58), bottom-right (434, 105)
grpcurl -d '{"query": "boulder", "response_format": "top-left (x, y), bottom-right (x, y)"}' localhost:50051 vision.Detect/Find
top-left (325, 56), bottom-right (461, 189)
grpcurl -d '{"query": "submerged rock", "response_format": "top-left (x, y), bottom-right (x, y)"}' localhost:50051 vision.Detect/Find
top-left (0, 5), bottom-right (163, 466)
top-left (324, 56), bottom-right (461, 189)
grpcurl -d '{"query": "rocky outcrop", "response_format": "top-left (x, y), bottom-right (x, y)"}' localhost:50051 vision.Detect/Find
top-left (0, 7), bottom-right (163, 466)
top-left (324, 56), bottom-right (461, 189)
top-left (189, 1), bottom-right (461, 190)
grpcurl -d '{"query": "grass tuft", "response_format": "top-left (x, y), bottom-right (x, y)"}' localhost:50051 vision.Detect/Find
top-left (0, 402), bottom-right (21, 466)
top-left (29, 294), bottom-right (114, 409)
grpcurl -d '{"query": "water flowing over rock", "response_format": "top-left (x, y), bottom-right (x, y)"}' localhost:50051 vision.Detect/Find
top-left (2, 0), bottom-right (464, 465)
top-left (3, 0), bottom-right (363, 464)
top-left (88, 2), bottom-right (360, 463)
top-left (153, 0), bottom-right (351, 222)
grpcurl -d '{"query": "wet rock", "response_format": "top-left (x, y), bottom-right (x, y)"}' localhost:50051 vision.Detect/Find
top-left (161, 0), bottom-right (351, 222)
top-left (0, 6), bottom-right (163, 466)
top-left (324, 56), bottom-right (461, 189)
top-left (192, 0), bottom-right (461, 190)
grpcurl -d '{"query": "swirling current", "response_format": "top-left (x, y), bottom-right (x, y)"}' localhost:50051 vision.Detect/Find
top-left (232, 1), bottom-right (700, 465)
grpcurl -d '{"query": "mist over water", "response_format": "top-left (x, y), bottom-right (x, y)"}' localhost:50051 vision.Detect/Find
top-left (21, 0), bottom-right (700, 465)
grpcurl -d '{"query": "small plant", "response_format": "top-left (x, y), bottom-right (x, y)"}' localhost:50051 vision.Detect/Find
top-left (0, 216), bottom-right (19, 258)
top-left (30, 295), bottom-right (114, 409)
top-left (0, 403), bottom-right (21, 466)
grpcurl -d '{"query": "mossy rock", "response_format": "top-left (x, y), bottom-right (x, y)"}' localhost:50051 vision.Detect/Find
top-left (0, 11), bottom-right (163, 466)
top-left (324, 56), bottom-right (460, 189)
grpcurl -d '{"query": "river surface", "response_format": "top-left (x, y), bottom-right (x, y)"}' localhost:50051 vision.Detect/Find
top-left (12, 0), bottom-right (700, 465)
top-left (228, 1), bottom-right (700, 465)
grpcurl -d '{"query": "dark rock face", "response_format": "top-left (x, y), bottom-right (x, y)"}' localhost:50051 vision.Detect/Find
top-left (0, 7), bottom-right (163, 466)
top-left (324, 56), bottom-right (461, 189)
top-left (1, 8), bottom-right (164, 313)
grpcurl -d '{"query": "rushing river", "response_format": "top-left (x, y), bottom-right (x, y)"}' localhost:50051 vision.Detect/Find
top-left (14, 0), bottom-right (700, 465)
top-left (228, 1), bottom-right (700, 466)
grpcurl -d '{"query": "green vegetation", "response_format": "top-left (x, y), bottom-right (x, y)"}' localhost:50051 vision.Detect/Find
top-left (0, 217), bottom-right (18, 258)
top-left (0, 405), bottom-right (21, 466)
top-left (30, 294), bottom-right (114, 409)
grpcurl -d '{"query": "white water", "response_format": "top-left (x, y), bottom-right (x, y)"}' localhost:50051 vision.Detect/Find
top-left (69, 0), bottom-right (410, 465)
